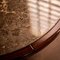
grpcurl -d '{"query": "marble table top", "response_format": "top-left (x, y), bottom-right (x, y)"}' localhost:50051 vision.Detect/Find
top-left (0, 0), bottom-right (60, 55)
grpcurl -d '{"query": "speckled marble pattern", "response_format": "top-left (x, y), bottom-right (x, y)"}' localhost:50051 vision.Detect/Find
top-left (0, 0), bottom-right (59, 55)
top-left (0, 0), bottom-right (38, 55)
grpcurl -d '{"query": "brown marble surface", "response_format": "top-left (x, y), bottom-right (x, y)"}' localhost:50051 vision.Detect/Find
top-left (0, 0), bottom-right (59, 55)
top-left (0, 0), bottom-right (38, 55)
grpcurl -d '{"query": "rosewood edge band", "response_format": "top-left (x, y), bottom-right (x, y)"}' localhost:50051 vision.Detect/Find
top-left (0, 19), bottom-right (60, 60)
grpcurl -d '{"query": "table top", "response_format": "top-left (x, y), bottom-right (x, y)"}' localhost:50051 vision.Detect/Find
top-left (0, 0), bottom-right (60, 55)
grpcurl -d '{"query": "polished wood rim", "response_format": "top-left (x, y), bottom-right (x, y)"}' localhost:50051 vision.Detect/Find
top-left (0, 19), bottom-right (60, 60)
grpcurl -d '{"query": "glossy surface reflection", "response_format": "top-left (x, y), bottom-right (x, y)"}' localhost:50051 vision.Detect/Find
top-left (0, 0), bottom-right (60, 55)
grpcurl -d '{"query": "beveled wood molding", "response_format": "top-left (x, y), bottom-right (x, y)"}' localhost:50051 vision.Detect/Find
top-left (0, 19), bottom-right (60, 60)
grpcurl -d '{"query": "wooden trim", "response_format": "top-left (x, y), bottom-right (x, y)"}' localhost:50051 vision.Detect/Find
top-left (0, 20), bottom-right (60, 60)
